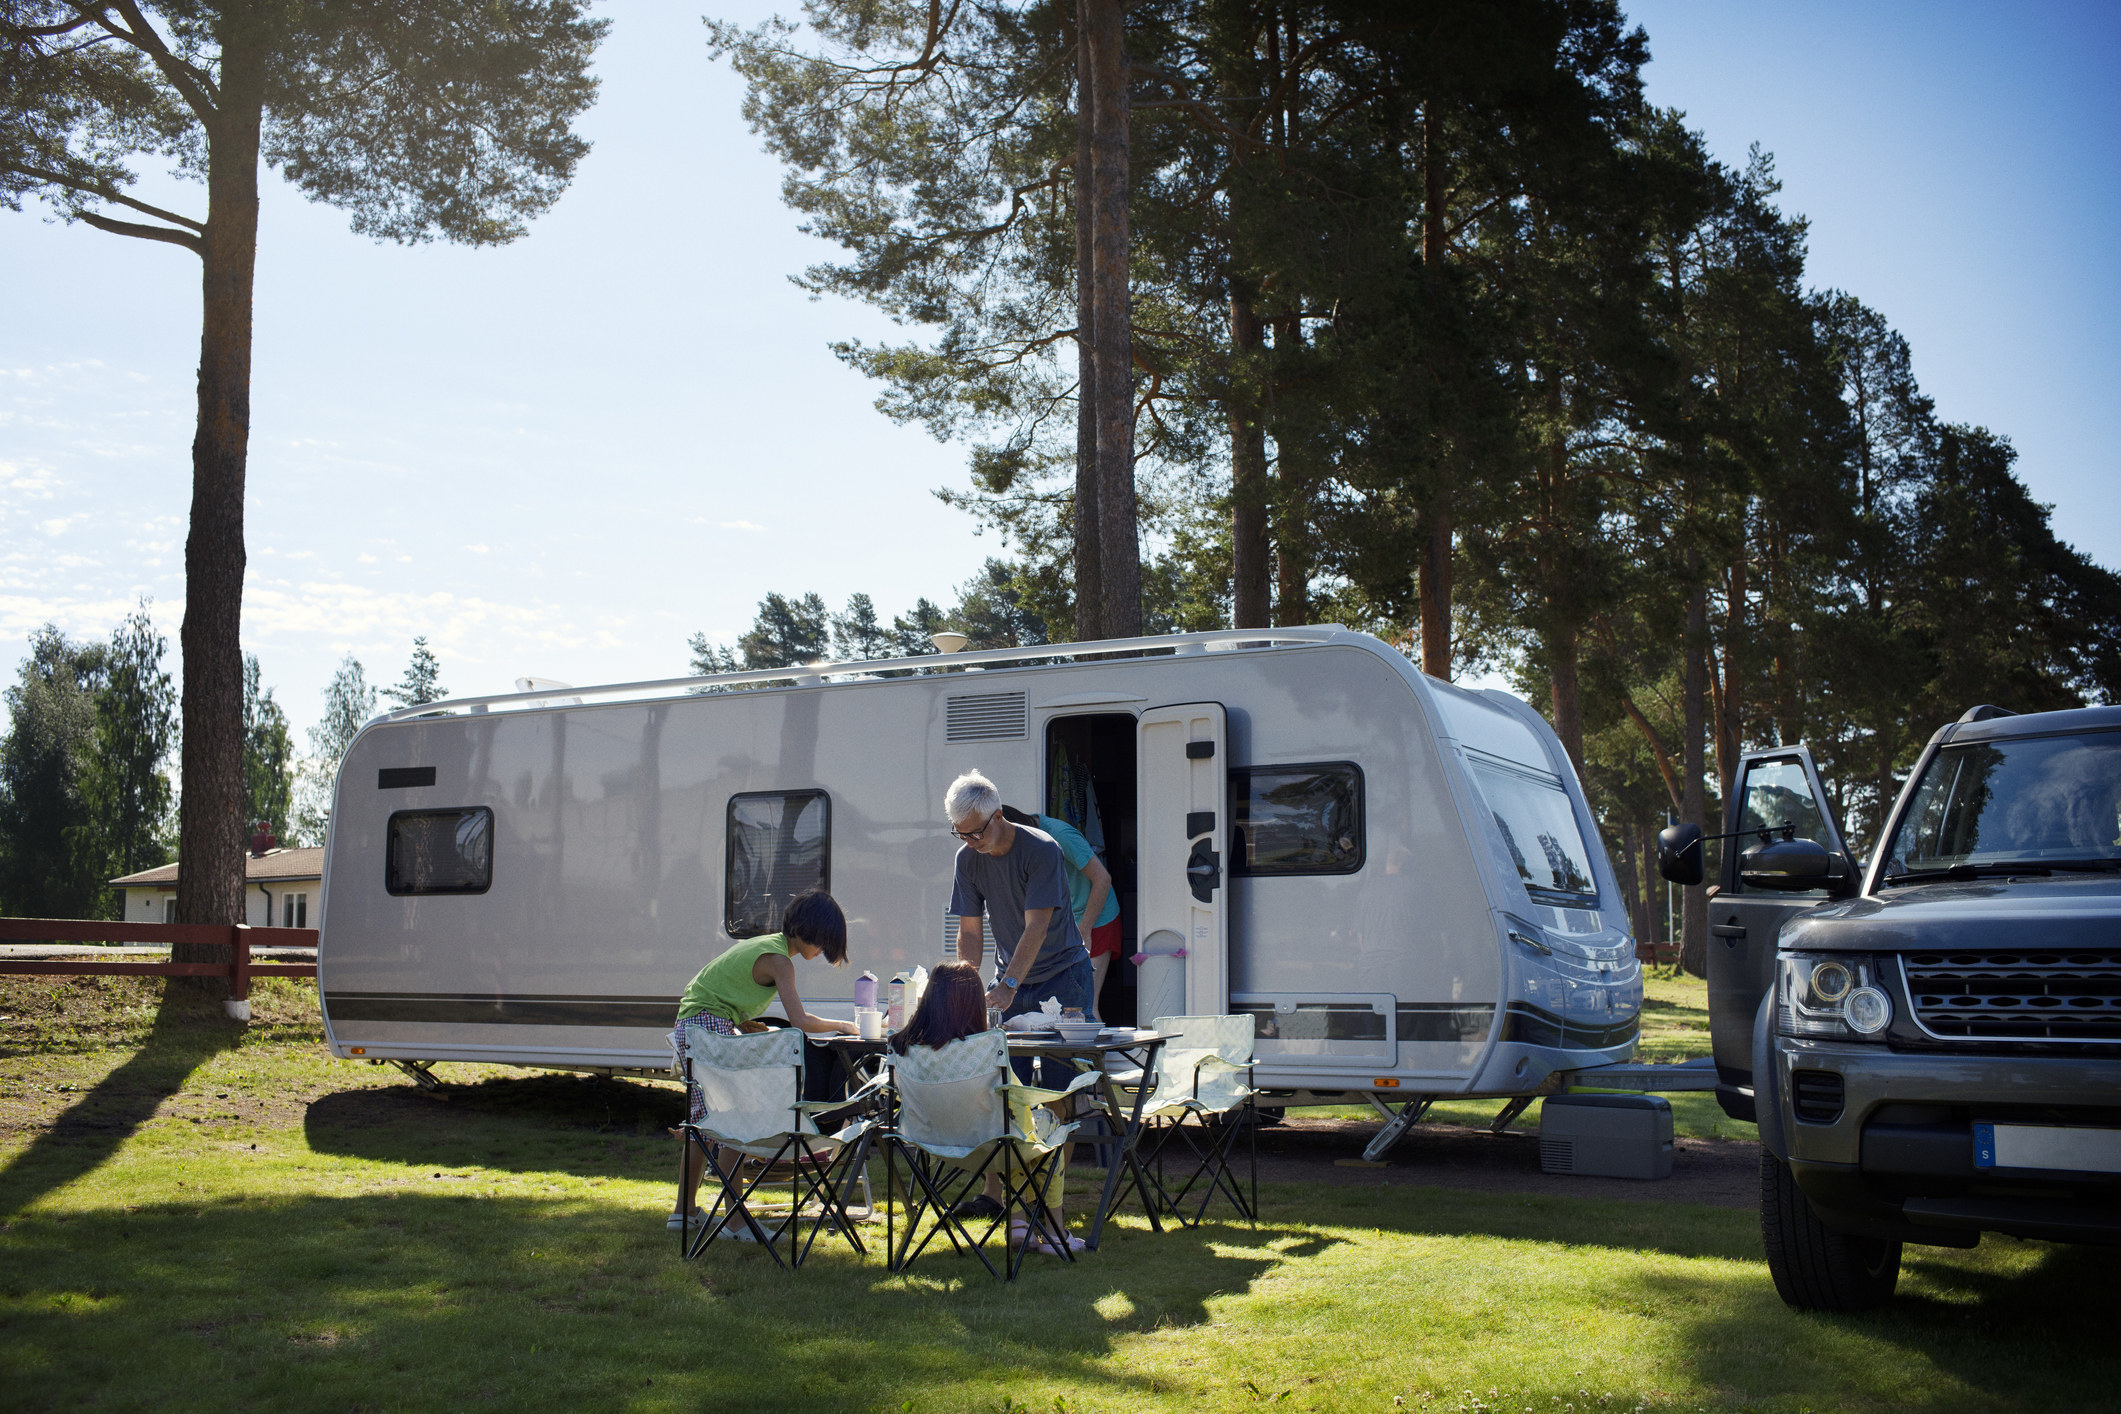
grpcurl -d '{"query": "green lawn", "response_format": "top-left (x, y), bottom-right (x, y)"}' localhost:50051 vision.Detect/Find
top-left (0, 975), bottom-right (2105, 1413)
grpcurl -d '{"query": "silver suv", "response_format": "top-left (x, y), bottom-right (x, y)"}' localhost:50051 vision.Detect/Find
top-left (1658, 704), bottom-right (2121, 1310)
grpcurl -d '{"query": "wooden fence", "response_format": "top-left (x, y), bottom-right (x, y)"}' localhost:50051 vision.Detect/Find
top-left (0, 918), bottom-right (318, 1000)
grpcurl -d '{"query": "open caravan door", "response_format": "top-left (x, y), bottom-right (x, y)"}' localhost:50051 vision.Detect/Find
top-left (1136, 703), bottom-right (1228, 1023)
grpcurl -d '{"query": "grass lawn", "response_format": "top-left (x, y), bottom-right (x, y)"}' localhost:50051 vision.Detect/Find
top-left (1, 975), bottom-right (2108, 1413)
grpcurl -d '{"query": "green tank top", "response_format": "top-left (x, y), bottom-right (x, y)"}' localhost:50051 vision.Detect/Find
top-left (676, 933), bottom-right (790, 1023)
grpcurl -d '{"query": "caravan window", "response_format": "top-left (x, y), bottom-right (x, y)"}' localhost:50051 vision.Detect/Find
top-left (1232, 764), bottom-right (1365, 875)
top-left (725, 790), bottom-right (831, 937)
top-left (1465, 751), bottom-right (1596, 904)
top-left (386, 808), bottom-right (494, 895)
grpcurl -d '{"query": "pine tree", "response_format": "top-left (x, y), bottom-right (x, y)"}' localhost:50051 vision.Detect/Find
top-left (737, 593), bottom-right (831, 669)
top-left (82, 600), bottom-right (177, 882)
top-left (0, 627), bottom-right (108, 918)
top-left (292, 656), bottom-right (374, 844)
top-left (2, 1), bottom-right (607, 935)
top-left (381, 638), bottom-right (447, 708)
top-left (242, 654), bottom-right (293, 845)
top-left (831, 595), bottom-right (895, 662)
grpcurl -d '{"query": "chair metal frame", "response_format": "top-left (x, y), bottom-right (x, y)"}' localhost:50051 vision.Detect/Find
top-left (881, 1032), bottom-right (1102, 1280)
top-left (1134, 1016), bottom-right (1260, 1228)
top-left (675, 1031), bottom-right (886, 1269)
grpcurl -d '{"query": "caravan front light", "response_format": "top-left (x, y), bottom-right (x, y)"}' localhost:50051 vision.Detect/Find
top-left (1778, 953), bottom-right (1891, 1040)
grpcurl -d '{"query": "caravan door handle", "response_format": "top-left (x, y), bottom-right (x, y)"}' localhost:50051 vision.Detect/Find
top-left (1711, 924), bottom-right (1747, 943)
top-left (1186, 839), bottom-right (1222, 902)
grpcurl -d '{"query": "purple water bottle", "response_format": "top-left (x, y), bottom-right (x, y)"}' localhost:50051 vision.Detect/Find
top-left (853, 971), bottom-right (878, 1010)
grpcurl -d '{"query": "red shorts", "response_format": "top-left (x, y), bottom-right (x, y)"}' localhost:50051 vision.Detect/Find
top-left (1088, 917), bottom-right (1122, 959)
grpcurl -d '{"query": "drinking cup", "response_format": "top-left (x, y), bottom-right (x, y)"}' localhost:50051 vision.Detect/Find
top-left (855, 1008), bottom-right (883, 1040)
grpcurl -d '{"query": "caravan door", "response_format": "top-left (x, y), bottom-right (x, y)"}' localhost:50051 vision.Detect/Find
top-left (1137, 703), bottom-right (1229, 1020)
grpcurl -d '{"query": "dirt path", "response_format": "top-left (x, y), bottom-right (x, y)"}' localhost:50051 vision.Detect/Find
top-left (1220, 1115), bottom-right (1761, 1209)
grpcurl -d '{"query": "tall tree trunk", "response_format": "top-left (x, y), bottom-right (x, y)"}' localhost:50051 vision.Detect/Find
top-left (1680, 578), bottom-right (1710, 979)
top-left (1417, 99), bottom-right (1453, 678)
top-left (1717, 544), bottom-right (1747, 808)
top-left (1269, 310), bottom-right (1308, 626)
top-left (1549, 626), bottom-right (1585, 780)
top-left (174, 58), bottom-right (265, 987)
top-left (1228, 293), bottom-right (1270, 628)
top-left (1084, 0), bottom-right (1138, 637)
top-left (1072, 10), bottom-right (1103, 643)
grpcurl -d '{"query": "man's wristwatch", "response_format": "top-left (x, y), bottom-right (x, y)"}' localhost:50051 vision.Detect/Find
top-left (998, 974), bottom-right (1021, 992)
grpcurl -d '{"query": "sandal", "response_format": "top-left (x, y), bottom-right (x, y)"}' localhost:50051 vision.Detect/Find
top-left (1009, 1221), bottom-right (1087, 1255)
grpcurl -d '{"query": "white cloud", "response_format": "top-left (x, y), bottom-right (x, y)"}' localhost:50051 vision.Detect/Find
top-left (716, 520), bottom-right (766, 533)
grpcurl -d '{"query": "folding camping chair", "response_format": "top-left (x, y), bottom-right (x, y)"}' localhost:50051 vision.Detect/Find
top-left (883, 1030), bottom-right (1103, 1280)
top-left (676, 1027), bottom-right (884, 1268)
top-left (1136, 1014), bottom-right (1259, 1227)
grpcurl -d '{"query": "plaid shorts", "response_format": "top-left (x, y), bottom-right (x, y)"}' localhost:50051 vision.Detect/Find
top-left (671, 1012), bottom-right (739, 1125)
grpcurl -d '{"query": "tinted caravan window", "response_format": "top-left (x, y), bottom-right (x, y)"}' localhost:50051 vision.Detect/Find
top-left (1232, 763), bottom-right (1365, 875)
top-left (1464, 750), bottom-right (1596, 904)
top-left (726, 790), bottom-right (831, 937)
top-left (386, 808), bottom-right (494, 895)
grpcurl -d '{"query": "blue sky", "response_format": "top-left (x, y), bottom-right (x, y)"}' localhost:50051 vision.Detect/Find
top-left (2, 0), bottom-right (2114, 744)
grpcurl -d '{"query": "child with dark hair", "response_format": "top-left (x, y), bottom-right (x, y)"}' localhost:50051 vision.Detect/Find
top-left (890, 960), bottom-right (990, 1055)
top-left (670, 890), bottom-right (855, 1229)
top-left (891, 960), bottom-right (1083, 1254)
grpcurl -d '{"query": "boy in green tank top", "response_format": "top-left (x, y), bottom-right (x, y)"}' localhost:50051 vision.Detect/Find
top-left (671, 891), bottom-right (856, 1229)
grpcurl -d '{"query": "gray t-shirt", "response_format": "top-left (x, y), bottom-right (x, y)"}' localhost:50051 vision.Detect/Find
top-left (949, 823), bottom-right (1090, 987)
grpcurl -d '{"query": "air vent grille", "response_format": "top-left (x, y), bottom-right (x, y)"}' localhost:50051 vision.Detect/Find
top-left (1905, 950), bottom-right (2121, 1043)
top-left (946, 691), bottom-right (1027, 742)
top-left (1790, 1069), bottom-right (1845, 1124)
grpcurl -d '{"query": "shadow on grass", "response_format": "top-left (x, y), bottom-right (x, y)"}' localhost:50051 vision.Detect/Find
top-left (1654, 1239), bottom-right (2118, 1410)
top-left (303, 1073), bottom-right (686, 1183)
top-left (0, 990), bottom-right (239, 1218)
top-left (0, 1189), bottom-right (1297, 1412)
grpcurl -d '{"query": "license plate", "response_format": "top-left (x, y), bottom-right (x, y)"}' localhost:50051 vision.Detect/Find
top-left (1973, 1122), bottom-right (2121, 1173)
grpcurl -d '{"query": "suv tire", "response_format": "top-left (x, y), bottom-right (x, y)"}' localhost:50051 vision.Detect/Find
top-left (1760, 1150), bottom-right (1900, 1310)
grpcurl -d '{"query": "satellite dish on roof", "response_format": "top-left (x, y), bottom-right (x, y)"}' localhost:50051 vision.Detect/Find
top-left (930, 633), bottom-right (969, 654)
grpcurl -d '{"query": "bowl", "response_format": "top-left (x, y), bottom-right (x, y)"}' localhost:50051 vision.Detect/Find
top-left (1052, 1020), bottom-right (1104, 1044)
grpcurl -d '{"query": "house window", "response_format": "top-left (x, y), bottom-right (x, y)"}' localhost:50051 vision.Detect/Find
top-left (283, 892), bottom-right (308, 928)
top-left (725, 790), bottom-right (830, 937)
top-left (1231, 763), bottom-right (1366, 875)
top-left (386, 808), bottom-right (494, 895)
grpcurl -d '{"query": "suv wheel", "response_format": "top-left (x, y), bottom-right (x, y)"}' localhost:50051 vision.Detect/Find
top-left (1759, 1150), bottom-right (1900, 1311)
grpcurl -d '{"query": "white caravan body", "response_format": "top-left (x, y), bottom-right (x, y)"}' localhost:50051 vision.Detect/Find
top-left (315, 628), bottom-right (1642, 1099)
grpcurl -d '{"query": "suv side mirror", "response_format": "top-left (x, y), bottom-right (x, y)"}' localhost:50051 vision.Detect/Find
top-left (1740, 836), bottom-right (1833, 891)
top-left (1656, 822), bottom-right (1704, 886)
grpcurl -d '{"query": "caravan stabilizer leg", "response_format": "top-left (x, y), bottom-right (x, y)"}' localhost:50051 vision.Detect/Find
top-left (388, 1059), bottom-right (443, 1092)
top-left (1489, 1095), bottom-right (1535, 1133)
top-left (1361, 1093), bottom-right (1436, 1162)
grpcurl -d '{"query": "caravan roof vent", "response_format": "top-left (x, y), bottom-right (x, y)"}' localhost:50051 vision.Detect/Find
top-left (947, 691), bottom-right (1028, 742)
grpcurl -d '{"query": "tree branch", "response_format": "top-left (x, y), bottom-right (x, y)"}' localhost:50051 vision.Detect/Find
top-left (99, 0), bottom-right (219, 118)
top-left (78, 208), bottom-right (203, 254)
top-left (2, 161), bottom-right (204, 231)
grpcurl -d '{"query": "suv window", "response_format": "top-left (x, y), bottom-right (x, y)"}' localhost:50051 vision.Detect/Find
top-left (1883, 730), bottom-right (2121, 872)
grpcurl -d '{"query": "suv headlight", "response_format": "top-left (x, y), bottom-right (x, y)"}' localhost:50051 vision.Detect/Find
top-left (1778, 953), bottom-right (1892, 1039)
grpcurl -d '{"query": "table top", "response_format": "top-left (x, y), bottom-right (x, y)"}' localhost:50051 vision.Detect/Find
top-left (820, 1030), bottom-right (1170, 1057)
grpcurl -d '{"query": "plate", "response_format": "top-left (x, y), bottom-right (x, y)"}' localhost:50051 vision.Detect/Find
top-left (1974, 1122), bottom-right (2121, 1173)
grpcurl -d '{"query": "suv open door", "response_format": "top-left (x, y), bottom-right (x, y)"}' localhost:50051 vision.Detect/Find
top-left (1703, 746), bottom-right (1858, 1120)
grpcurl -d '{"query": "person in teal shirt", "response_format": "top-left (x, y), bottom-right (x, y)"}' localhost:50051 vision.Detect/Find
top-left (670, 891), bottom-right (855, 1230)
top-left (1002, 805), bottom-right (1117, 1019)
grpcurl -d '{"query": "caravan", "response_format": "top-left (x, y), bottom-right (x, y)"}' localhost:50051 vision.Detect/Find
top-left (315, 627), bottom-right (1642, 1106)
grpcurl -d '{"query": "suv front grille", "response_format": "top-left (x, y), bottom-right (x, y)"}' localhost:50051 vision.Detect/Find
top-left (1905, 950), bottom-right (2121, 1042)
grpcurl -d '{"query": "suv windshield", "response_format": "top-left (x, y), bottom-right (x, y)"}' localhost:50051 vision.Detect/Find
top-left (1466, 751), bottom-right (1597, 904)
top-left (1881, 730), bottom-right (2121, 874)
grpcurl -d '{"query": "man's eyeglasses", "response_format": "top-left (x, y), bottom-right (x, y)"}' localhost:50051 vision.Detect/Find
top-left (952, 811), bottom-right (999, 843)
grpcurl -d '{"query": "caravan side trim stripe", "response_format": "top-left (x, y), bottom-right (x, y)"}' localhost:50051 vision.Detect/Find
top-left (325, 993), bottom-right (673, 1027)
top-left (1499, 1001), bottom-right (1638, 1051)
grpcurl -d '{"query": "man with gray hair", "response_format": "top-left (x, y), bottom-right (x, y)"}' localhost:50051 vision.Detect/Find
top-left (944, 768), bottom-right (1095, 1021)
